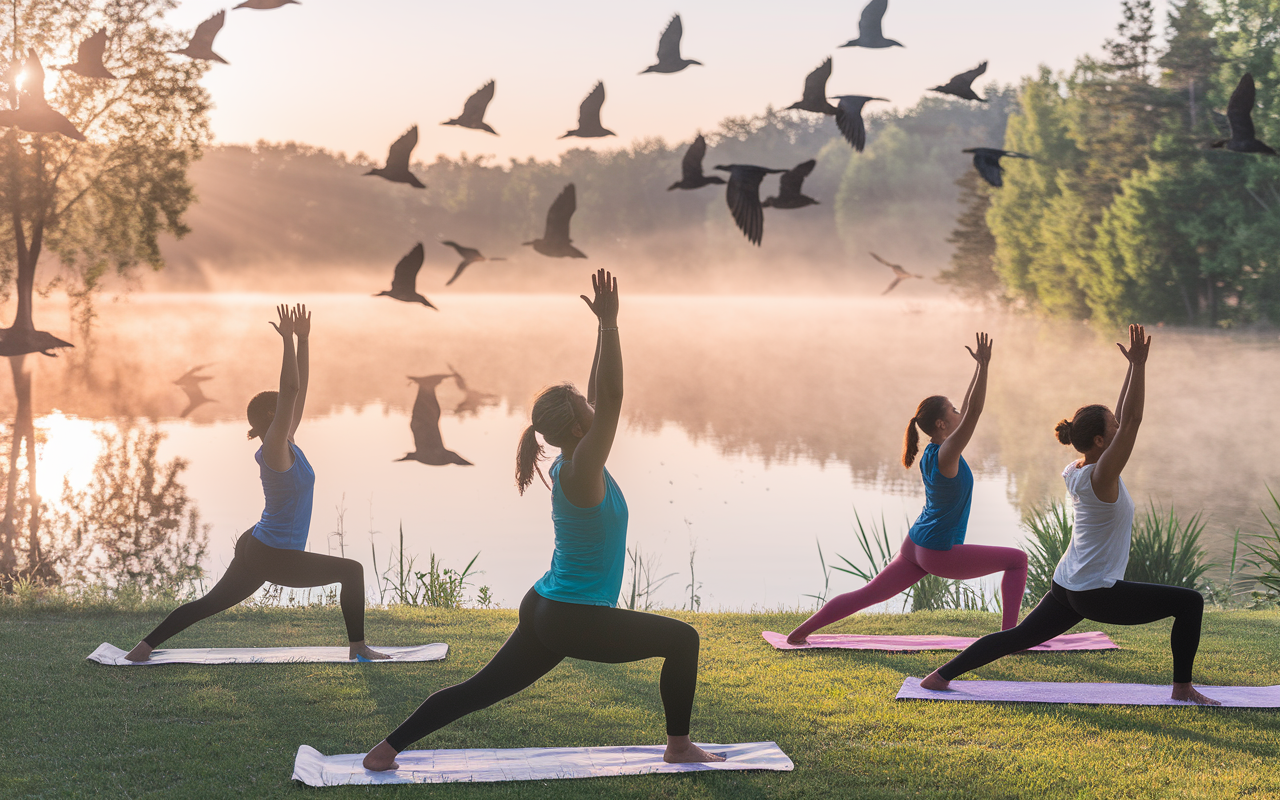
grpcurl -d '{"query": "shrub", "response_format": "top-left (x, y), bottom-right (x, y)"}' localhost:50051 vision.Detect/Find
top-left (1124, 503), bottom-right (1211, 591)
top-left (1021, 501), bottom-right (1073, 607)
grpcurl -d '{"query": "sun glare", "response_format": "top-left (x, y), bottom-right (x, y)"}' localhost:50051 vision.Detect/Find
top-left (34, 412), bottom-right (103, 498)
top-left (12, 69), bottom-right (25, 91)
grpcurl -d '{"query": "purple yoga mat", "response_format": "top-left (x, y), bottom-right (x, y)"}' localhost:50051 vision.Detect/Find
top-left (762, 630), bottom-right (1118, 652)
top-left (896, 677), bottom-right (1280, 707)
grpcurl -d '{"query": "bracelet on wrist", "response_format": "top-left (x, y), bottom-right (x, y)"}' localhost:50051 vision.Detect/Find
top-left (599, 326), bottom-right (618, 332)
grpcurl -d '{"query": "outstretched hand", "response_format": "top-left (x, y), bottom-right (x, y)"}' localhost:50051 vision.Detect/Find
top-left (580, 268), bottom-right (619, 326)
top-left (292, 303), bottom-right (311, 340)
top-left (965, 332), bottom-right (993, 367)
top-left (1117, 323), bottom-right (1150, 365)
top-left (269, 304), bottom-right (295, 338)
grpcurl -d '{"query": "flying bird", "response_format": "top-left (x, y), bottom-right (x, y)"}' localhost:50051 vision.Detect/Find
top-left (560, 81), bottom-right (614, 138)
top-left (442, 241), bottom-right (505, 286)
top-left (714, 164), bottom-right (787, 246)
top-left (762, 160), bottom-right (819, 209)
top-left (398, 375), bottom-right (472, 466)
top-left (788, 58), bottom-right (837, 115)
top-left (441, 80), bottom-right (497, 135)
top-left (668, 134), bottom-right (725, 190)
top-left (641, 14), bottom-right (702, 74)
top-left (963, 147), bottom-right (1032, 187)
top-left (234, 0), bottom-right (301, 8)
top-left (832, 95), bottom-right (886, 152)
top-left (871, 252), bottom-right (924, 295)
top-left (58, 29), bottom-right (116, 79)
top-left (171, 11), bottom-right (229, 64)
top-left (0, 50), bottom-right (86, 140)
top-left (840, 0), bottom-right (903, 48)
top-left (931, 62), bottom-right (987, 102)
top-left (174, 365), bottom-right (216, 418)
top-left (448, 365), bottom-right (499, 417)
top-left (375, 244), bottom-right (437, 308)
top-left (366, 126), bottom-right (426, 188)
top-left (524, 184), bottom-right (587, 258)
top-left (1209, 73), bottom-right (1276, 155)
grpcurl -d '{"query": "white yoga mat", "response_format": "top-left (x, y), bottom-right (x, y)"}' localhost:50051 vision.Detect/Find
top-left (897, 677), bottom-right (1280, 707)
top-left (87, 642), bottom-right (448, 666)
top-left (291, 741), bottom-right (794, 787)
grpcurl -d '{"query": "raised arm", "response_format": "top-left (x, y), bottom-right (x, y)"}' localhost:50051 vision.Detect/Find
top-left (586, 325), bottom-right (602, 406)
top-left (1093, 324), bottom-right (1149, 500)
top-left (560, 269), bottom-right (622, 505)
top-left (1114, 358), bottom-right (1133, 427)
top-left (937, 332), bottom-right (992, 478)
top-left (263, 305), bottom-right (300, 472)
top-left (289, 304), bottom-right (311, 440)
top-left (958, 353), bottom-right (981, 417)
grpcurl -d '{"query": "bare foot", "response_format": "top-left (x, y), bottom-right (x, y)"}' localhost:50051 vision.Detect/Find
top-left (362, 740), bottom-right (400, 771)
top-left (663, 735), bottom-right (726, 763)
top-left (1172, 682), bottom-right (1221, 706)
top-left (124, 642), bottom-right (153, 662)
top-left (349, 641), bottom-right (392, 661)
top-left (919, 670), bottom-right (951, 691)
top-left (785, 630), bottom-right (808, 646)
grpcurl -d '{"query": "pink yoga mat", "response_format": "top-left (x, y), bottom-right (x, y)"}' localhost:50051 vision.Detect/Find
top-left (761, 630), bottom-right (1118, 652)
top-left (896, 677), bottom-right (1280, 707)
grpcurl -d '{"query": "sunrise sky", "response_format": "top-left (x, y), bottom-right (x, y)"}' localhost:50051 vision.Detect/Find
top-left (164, 0), bottom-right (1166, 163)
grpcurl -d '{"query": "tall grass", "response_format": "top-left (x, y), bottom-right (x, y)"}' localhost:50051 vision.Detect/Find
top-left (1250, 488), bottom-right (1280, 605)
top-left (370, 523), bottom-right (489, 609)
top-left (1021, 501), bottom-right (1073, 607)
top-left (1125, 503), bottom-right (1211, 590)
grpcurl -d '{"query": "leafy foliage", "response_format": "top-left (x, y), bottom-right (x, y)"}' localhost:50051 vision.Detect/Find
top-left (1124, 502), bottom-right (1211, 590)
top-left (1020, 501), bottom-right (1074, 606)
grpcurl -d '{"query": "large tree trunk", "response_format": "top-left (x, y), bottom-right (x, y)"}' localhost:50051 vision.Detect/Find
top-left (0, 354), bottom-right (53, 587)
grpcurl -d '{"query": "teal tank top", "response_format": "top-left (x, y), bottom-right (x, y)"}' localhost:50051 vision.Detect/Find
top-left (907, 442), bottom-right (973, 551)
top-left (251, 442), bottom-right (315, 551)
top-left (533, 455), bottom-right (629, 607)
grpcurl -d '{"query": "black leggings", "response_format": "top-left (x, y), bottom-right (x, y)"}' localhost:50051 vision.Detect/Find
top-left (937, 580), bottom-right (1205, 683)
top-left (142, 528), bottom-right (366, 647)
top-left (385, 587), bottom-right (701, 752)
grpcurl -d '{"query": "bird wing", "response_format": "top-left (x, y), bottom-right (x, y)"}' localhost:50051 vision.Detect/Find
top-left (578, 82), bottom-right (606, 128)
top-left (656, 14), bottom-right (683, 62)
top-left (682, 134), bottom-right (708, 180)
top-left (461, 80), bottom-right (495, 121)
top-left (802, 58), bottom-right (833, 105)
top-left (778, 160), bottom-right (816, 198)
top-left (835, 99), bottom-right (868, 151)
top-left (447, 365), bottom-right (469, 393)
top-left (859, 0), bottom-right (889, 39)
top-left (869, 252), bottom-right (903, 271)
top-left (953, 61), bottom-right (987, 89)
top-left (385, 125), bottom-right (418, 172)
top-left (440, 240), bottom-right (466, 257)
top-left (725, 169), bottom-right (767, 246)
top-left (544, 183), bottom-right (577, 243)
top-left (79, 29), bottom-right (108, 66)
top-left (972, 152), bottom-right (1003, 187)
top-left (409, 378), bottom-right (447, 453)
top-left (391, 244), bottom-right (425, 292)
top-left (1227, 73), bottom-right (1257, 142)
top-left (22, 50), bottom-right (45, 103)
top-left (882, 275), bottom-right (905, 295)
top-left (190, 11), bottom-right (226, 52)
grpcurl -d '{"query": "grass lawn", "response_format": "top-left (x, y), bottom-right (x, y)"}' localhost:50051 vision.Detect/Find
top-left (1, 604), bottom-right (1278, 799)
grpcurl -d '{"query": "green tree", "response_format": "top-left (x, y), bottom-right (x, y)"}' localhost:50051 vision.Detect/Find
top-left (938, 169), bottom-right (1001, 302)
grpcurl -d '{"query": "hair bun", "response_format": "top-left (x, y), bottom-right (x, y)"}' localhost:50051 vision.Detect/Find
top-left (1054, 419), bottom-right (1073, 446)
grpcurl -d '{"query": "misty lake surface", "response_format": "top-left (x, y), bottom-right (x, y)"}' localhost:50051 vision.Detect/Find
top-left (16, 292), bottom-right (1280, 610)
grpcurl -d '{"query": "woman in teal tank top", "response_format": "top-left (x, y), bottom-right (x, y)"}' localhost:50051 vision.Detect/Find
top-left (364, 270), bottom-right (724, 770)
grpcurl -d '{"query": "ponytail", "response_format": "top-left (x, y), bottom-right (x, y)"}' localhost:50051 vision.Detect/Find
top-left (515, 425), bottom-right (543, 495)
top-left (902, 417), bottom-right (921, 468)
top-left (513, 383), bottom-right (581, 494)
top-left (902, 395), bottom-right (950, 469)
top-left (1055, 404), bottom-right (1110, 453)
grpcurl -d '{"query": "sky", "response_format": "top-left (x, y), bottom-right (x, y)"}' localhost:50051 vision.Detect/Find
top-left (165, 1), bottom-right (1169, 164)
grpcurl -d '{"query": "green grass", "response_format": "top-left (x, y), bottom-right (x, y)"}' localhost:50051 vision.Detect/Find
top-left (2, 605), bottom-right (1279, 799)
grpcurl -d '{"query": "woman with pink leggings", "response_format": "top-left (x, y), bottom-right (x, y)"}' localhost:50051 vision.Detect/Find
top-left (787, 333), bottom-right (1026, 644)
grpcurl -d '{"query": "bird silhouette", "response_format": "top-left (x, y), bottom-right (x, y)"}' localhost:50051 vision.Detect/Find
top-left (832, 95), bottom-right (886, 152)
top-left (365, 126), bottom-right (426, 188)
top-left (441, 80), bottom-right (497, 135)
top-left (524, 184), bottom-right (587, 258)
top-left (398, 375), bottom-right (472, 466)
top-left (0, 51), bottom-right (86, 141)
top-left (375, 244), bottom-right (437, 308)
top-left (560, 82), bottom-right (614, 138)
top-left (171, 11), bottom-right (229, 64)
top-left (234, 0), bottom-right (301, 8)
top-left (714, 164), bottom-right (787, 246)
top-left (58, 29), bottom-right (116, 79)
top-left (174, 364), bottom-right (216, 418)
top-left (668, 134), bottom-right (725, 190)
top-left (762, 160), bottom-right (819, 209)
top-left (1209, 73), bottom-right (1276, 155)
top-left (641, 14), bottom-right (702, 74)
top-left (448, 364), bottom-right (499, 417)
top-left (788, 58), bottom-right (837, 115)
top-left (442, 241), bottom-right (505, 286)
top-left (871, 252), bottom-right (924, 295)
top-left (841, 0), bottom-right (903, 48)
top-left (931, 62), bottom-right (987, 102)
top-left (963, 147), bottom-right (1032, 187)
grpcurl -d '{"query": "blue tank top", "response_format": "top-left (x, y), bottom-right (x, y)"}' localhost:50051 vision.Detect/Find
top-left (907, 442), bottom-right (973, 551)
top-left (251, 442), bottom-right (315, 551)
top-left (533, 455), bottom-right (629, 607)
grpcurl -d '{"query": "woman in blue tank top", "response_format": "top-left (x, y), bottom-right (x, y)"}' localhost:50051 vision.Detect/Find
top-left (363, 270), bottom-right (724, 770)
top-left (124, 305), bottom-right (386, 662)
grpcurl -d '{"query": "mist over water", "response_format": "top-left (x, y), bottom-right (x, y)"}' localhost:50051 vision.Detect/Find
top-left (10, 290), bottom-right (1279, 608)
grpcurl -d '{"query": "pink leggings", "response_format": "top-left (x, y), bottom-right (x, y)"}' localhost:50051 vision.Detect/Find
top-left (790, 537), bottom-right (1027, 640)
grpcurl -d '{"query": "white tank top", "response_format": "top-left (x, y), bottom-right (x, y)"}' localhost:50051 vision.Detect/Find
top-left (1053, 461), bottom-right (1135, 591)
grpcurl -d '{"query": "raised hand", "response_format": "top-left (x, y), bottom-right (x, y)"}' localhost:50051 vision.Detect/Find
top-left (269, 304), bottom-right (295, 338)
top-left (1117, 323), bottom-right (1150, 365)
top-left (292, 303), bottom-right (311, 340)
top-left (964, 332), bottom-right (993, 366)
top-left (579, 268), bottom-right (619, 326)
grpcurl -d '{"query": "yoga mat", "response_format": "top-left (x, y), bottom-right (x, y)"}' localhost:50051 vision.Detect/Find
top-left (896, 677), bottom-right (1280, 707)
top-left (291, 742), bottom-right (794, 787)
top-left (87, 642), bottom-right (448, 666)
top-left (762, 630), bottom-right (1117, 652)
